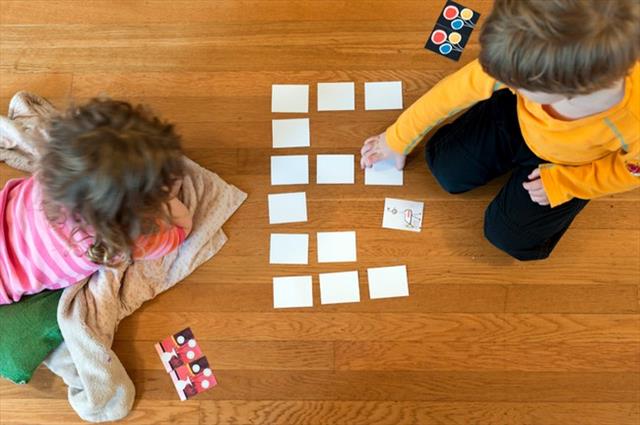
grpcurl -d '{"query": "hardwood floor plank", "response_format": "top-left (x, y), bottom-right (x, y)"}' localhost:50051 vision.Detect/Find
top-left (139, 283), bottom-right (508, 313)
top-left (6, 369), bottom-right (636, 404)
top-left (191, 255), bottom-right (640, 285)
top-left (114, 313), bottom-right (640, 344)
top-left (129, 370), bottom-right (640, 402)
top-left (0, 73), bottom-right (72, 99)
top-left (0, 1), bottom-right (495, 25)
top-left (138, 282), bottom-right (639, 314)
top-left (1, 399), bottom-right (635, 425)
top-left (70, 70), bottom-right (459, 98)
top-left (505, 284), bottom-right (640, 313)
top-left (0, 23), bottom-right (480, 73)
top-left (199, 401), bottom-right (639, 425)
top-left (0, 399), bottom-right (199, 425)
top-left (113, 341), bottom-right (334, 371)
top-left (335, 341), bottom-right (640, 372)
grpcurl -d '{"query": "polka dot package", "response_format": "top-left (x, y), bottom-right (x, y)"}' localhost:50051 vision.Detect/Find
top-left (424, 0), bottom-right (480, 61)
top-left (170, 356), bottom-right (218, 401)
top-left (155, 327), bottom-right (218, 400)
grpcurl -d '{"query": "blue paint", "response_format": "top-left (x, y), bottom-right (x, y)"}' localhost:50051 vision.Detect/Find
top-left (439, 43), bottom-right (453, 55)
top-left (451, 19), bottom-right (464, 30)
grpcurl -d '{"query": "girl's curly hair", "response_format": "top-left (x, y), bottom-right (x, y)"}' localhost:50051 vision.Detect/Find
top-left (39, 98), bottom-right (184, 265)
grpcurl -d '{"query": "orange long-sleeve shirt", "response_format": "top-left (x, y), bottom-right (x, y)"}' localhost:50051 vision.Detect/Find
top-left (386, 59), bottom-right (640, 207)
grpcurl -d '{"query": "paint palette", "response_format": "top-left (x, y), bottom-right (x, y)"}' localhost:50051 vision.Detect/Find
top-left (424, 0), bottom-right (480, 61)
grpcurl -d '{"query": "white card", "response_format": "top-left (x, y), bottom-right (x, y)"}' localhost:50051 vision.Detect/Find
top-left (317, 231), bottom-right (357, 263)
top-left (364, 81), bottom-right (403, 110)
top-left (270, 233), bottom-right (309, 265)
top-left (273, 275), bottom-right (313, 308)
top-left (367, 265), bottom-right (409, 299)
top-left (382, 197), bottom-right (424, 232)
top-left (271, 155), bottom-right (309, 185)
top-left (268, 192), bottom-right (308, 224)
top-left (272, 118), bottom-right (310, 148)
top-left (317, 82), bottom-right (355, 111)
top-left (272, 84), bottom-right (309, 113)
top-left (319, 271), bottom-right (360, 304)
top-left (364, 157), bottom-right (404, 186)
top-left (316, 154), bottom-right (355, 184)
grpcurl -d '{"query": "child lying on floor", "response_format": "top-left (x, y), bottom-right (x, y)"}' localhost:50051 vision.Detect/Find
top-left (0, 98), bottom-right (193, 304)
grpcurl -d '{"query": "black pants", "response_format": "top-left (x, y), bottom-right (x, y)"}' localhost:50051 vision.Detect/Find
top-left (425, 90), bottom-right (588, 261)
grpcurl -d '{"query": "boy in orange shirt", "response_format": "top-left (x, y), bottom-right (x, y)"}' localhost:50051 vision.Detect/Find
top-left (361, 0), bottom-right (640, 260)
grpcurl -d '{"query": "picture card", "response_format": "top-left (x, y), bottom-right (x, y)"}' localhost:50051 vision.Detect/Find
top-left (273, 275), bottom-right (314, 309)
top-left (271, 155), bottom-right (309, 185)
top-left (382, 197), bottom-right (424, 232)
top-left (170, 356), bottom-right (217, 401)
top-left (424, 0), bottom-right (480, 61)
top-left (268, 192), bottom-right (308, 224)
top-left (367, 265), bottom-right (409, 299)
top-left (155, 327), bottom-right (203, 373)
top-left (270, 233), bottom-right (309, 265)
top-left (364, 157), bottom-right (404, 186)
top-left (316, 154), bottom-right (355, 184)
top-left (272, 84), bottom-right (309, 113)
top-left (364, 81), bottom-right (403, 110)
top-left (317, 82), bottom-right (355, 111)
top-left (319, 270), bottom-right (360, 305)
top-left (317, 231), bottom-right (357, 263)
top-left (272, 118), bottom-right (310, 148)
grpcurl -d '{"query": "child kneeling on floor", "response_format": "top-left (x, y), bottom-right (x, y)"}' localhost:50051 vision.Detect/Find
top-left (361, 0), bottom-right (640, 260)
top-left (0, 98), bottom-right (193, 304)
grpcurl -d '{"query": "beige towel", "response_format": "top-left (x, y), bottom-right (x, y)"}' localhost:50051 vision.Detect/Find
top-left (0, 92), bottom-right (247, 422)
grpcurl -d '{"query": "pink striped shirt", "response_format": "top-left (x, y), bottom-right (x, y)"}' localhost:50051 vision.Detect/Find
top-left (0, 176), bottom-right (186, 304)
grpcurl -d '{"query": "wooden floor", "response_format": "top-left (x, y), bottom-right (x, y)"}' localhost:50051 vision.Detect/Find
top-left (1, 1), bottom-right (639, 424)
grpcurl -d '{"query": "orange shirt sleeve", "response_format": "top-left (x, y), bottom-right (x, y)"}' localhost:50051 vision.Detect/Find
top-left (386, 59), bottom-right (499, 155)
top-left (132, 224), bottom-right (186, 260)
top-left (540, 142), bottom-right (640, 207)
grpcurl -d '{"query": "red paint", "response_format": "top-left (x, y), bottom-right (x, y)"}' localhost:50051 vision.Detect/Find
top-left (431, 29), bottom-right (447, 44)
top-left (443, 5), bottom-right (459, 20)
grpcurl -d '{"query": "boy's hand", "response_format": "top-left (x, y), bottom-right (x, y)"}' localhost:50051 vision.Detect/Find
top-left (360, 132), bottom-right (406, 170)
top-left (522, 168), bottom-right (550, 206)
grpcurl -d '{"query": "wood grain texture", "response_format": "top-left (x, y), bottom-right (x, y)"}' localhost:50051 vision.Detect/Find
top-left (1, 0), bottom-right (638, 424)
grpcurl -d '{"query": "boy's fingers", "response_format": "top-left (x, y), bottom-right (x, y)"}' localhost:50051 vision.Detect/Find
top-left (361, 142), bottom-right (376, 156)
top-left (523, 178), bottom-right (543, 191)
top-left (528, 167), bottom-right (541, 180)
top-left (367, 153), bottom-right (381, 165)
top-left (360, 153), bottom-right (377, 169)
top-left (362, 135), bottom-right (379, 146)
top-left (528, 186), bottom-right (546, 196)
top-left (530, 193), bottom-right (549, 205)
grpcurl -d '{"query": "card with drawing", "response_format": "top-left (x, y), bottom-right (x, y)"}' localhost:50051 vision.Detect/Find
top-left (424, 0), bottom-right (480, 61)
top-left (382, 198), bottom-right (424, 232)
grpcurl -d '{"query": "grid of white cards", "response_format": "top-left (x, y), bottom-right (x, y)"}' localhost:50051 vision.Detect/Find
top-left (269, 82), bottom-right (411, 309)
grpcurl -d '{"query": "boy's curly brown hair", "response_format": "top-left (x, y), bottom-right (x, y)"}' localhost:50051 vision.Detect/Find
top-left (39, 98), bottom-right (184, 265)
top-left (479, 0), bottom-right (640, 95)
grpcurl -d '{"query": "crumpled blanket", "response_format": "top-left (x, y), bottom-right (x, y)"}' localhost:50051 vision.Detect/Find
top-left (0, 92), bottom-right (247, 422)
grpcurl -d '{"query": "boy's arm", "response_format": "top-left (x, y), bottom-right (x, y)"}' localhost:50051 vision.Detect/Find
top-left (540, 143), bottom-right (640, 207)
top-left (386, 59), bottom-right (499, 155)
